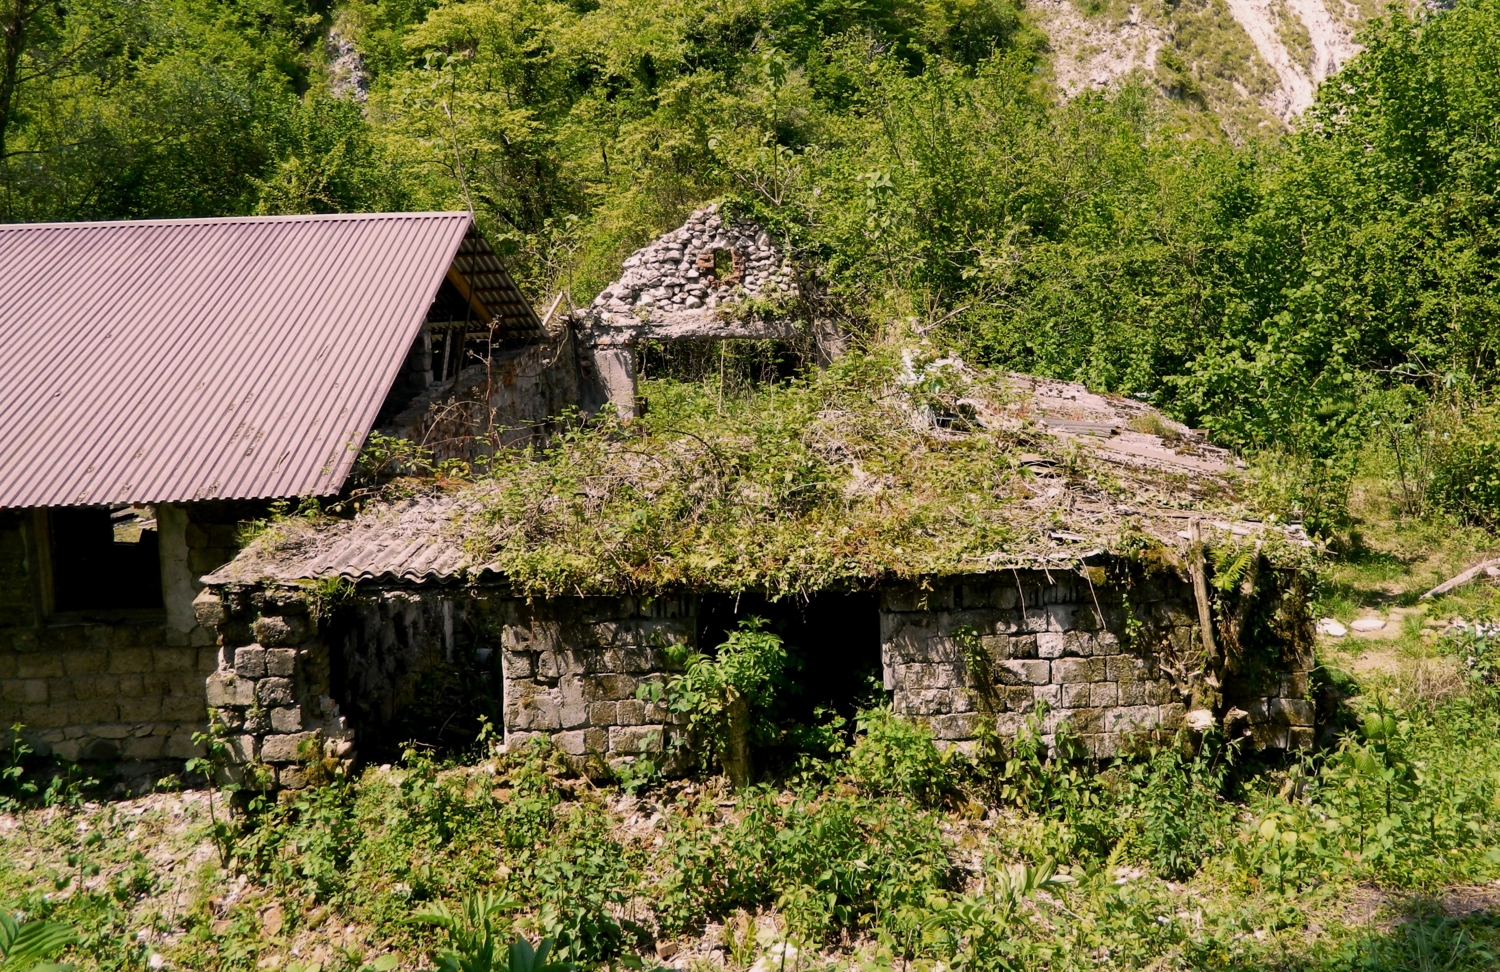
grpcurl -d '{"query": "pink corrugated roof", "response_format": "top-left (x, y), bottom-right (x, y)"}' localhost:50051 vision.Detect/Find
top-left (0, 211), bottom-right (475, 508)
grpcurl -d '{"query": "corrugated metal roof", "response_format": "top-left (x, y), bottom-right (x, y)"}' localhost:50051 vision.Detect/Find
top-left (202, 494), bottom-right (475, 585)
top-left (0, 211), bottom-right (520, 508)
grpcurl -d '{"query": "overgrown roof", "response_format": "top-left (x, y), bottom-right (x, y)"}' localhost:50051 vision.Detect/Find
top-left (207, 351), bottom-right (1311, 595)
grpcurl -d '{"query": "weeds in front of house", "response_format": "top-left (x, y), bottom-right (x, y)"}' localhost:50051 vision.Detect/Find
top-left (7, 672), bottom-right (1500, 971)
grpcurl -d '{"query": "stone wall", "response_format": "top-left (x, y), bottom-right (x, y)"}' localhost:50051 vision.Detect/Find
top-left (0, 502), bottom-right (255, 790)
top-left (383, 330), bottom-right (603, 462)
top-left (200, 564), bottom-right (1313, 789)
top-left (497, 593), bottom-right (692, 772)
top-left (201, 586), bottom-right (354, 790)
top-left (881, 569), bottom-right (1314, 756)
top-left (200, 584), bottom-right (695, 785)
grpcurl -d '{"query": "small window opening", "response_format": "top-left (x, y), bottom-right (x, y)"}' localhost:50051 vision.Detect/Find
top-left (49, 505), bottom-right (163, 613)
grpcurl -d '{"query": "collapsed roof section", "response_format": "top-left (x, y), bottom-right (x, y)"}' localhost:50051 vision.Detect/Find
top-left (206, 367), bottom-right (1309, 591)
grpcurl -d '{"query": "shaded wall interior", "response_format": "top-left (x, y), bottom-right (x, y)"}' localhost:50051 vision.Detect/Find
top-left (324, 590), bottom-right (502, 763)
top-left (696, 591), bottom-right (883, 724)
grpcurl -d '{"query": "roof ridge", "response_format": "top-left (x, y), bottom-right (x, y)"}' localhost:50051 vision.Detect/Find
top-left (0, 211), bottom-right (471, 232)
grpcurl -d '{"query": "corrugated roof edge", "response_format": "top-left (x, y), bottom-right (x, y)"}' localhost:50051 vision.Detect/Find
top-left (0, 211), bottom-right (472, 231)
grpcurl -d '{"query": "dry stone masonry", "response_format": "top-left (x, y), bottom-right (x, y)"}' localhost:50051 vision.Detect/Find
top-left (200, 554), bottom-right (1313, 790)
top-left (590, 204), bottom-right (797, 334)
top-left (882, 571), bottom-right (1314, 756)
top-left (200, 588), bottom-right (354, 789)
top-left (499, 594), bottom-right (692, 772)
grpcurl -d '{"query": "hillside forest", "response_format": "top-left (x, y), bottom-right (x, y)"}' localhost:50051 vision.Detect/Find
top-left (8, 0), bottom-right (1500, 971)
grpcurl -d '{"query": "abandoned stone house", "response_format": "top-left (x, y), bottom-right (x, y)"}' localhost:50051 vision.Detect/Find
top-left (2, 206), bottom-right (1317, 791)
top-left (0, 211), bottom-right (599, 786)
top-left (198, 374), bottom-right (1317, 789)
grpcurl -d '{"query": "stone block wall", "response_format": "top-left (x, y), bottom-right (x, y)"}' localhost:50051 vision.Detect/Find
top-left (202, 587), bottom-right (354, 790)
top-left (0, 503), bottom-right (254, 788)
top-left (881, 569), bottom-right (1314, 756)
top-left (496, 593), bottom-right (693, 772)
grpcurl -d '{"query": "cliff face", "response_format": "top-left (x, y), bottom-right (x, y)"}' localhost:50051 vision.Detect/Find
top-left (1032, 0), bottom-right (1379, 129)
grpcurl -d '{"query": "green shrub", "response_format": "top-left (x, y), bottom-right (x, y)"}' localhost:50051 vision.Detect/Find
top-left (846, 707), bottom-right (954, 806)
top-left (1428, 402), bottom-right (1500, 529)
top-left (657, 617), bottom-right (790, 775)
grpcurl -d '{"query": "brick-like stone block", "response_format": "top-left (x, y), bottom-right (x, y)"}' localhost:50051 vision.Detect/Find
top-left (107, 647), bottom-right (153, 675)
top-left (556, 728), bottom-right (608, 755)
top-left (1106, 655), bottom-right (1149, 682)
top-left (588, 702), bottom-right (618, 725)
top-left (192, 589), bottom-right (224, 628)
top-left (17, 654), bottom-right (63, 679)
top-left (589, 673), bottom-right (637, 701)
top-left (615, 699), bottom-right (646, 725)
top-left (62, 650), bottom-right (109, 676)
top-left (205, 673), bottom-right (255, 707)
top-left (227, 733), bottom-right (257, 761)
top-left (261, 731), bottom-right (319, 763)
top-left (1158, 702), bottom-right (1187, 731)
top-left (270, 706), bottom-right (303, 733)
top-left (1281, 672), bottom-right (1310, 698)
top-left (558, 676), bottom-right (589, 728)
top-left (121, 734), bottom-right (167, 760)
top-left (21, 679), bottom-right (47, 704)
top-left (118, 697), bottom-right (165, 722)
top-left (265, 649), bottom-right (296, 678)
top-left (996, 659), bottom-right (1049, 685)
top-left (508, 689), bottom-right (561, 731)
top-left (1289, 726), bottom-right (1314, 749)
top-left (1270, 697), bottom-right (1315, 727)
top-left (503, 650), bottom-right (535, 680)
top-left (924, 712), bottom-right (978, 740)
top-left (1104, 705), bottom-right (1157, 733)
top-left (256, 677), bottom-right (295, 707)
top-left (234, 646), bottom-right (267, 678)
top-left (151, 648), bottom-right (193, 674)
top-left (252, 616), bottom-right (296, 647)
top-left (278, 764), bottom-right (309, 789)
top-left (167, 730), bottom-right (203, 759)
top-left (608, 725), bottom-right (664, 754)
top-left (1060, 682), bottom-right (1092, 708)
top-left (1036, 632), bottom-right (1068, 660)
top-left (1061, 707), bottom-right (1104, 734)
top-left (1052, 658), bottom-right (1097, 684)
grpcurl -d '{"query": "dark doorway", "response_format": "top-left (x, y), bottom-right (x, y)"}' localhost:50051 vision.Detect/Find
top-left (696, 591), bottom-right (883, 725)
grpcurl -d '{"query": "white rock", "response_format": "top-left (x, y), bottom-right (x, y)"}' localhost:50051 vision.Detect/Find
top-left (1350, 617), bottom-right (1386, 632)
top-left (1185, 709), bottom-right (1216, 732)
top-left (1317, 618), bottom-right (1348, 638)
top-left (685, 296), bottom-right (703, 309)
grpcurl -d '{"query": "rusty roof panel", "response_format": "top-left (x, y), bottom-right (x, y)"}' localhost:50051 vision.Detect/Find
top-left (0, 212), bottom-right (477, 508)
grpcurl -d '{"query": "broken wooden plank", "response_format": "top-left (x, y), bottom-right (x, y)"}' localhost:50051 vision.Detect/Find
top-left (1419, 556), bottom-right (1500, 601)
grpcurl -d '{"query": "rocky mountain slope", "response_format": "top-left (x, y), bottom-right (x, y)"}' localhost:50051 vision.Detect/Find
top-left (1032, 0), bottom-right (1380, 129)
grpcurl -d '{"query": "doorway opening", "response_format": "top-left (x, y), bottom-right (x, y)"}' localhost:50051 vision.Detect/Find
top-left (696, 590), bottom-right (883, 729)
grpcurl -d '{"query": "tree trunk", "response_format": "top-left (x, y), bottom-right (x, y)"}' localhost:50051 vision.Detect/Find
top-left (722, 691), bottom-right (751, 790)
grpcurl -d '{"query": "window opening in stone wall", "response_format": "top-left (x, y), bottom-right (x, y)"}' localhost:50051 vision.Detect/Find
top-left (696, 591), bottom-right (883, 731)
top-left (48, 505), bottom-right (163, 613)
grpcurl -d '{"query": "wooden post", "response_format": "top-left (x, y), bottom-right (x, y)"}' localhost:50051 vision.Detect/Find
top-left (1188, 519), bottom-right (1221, 691)
top-left (723, 691), bottom-right (751, 790)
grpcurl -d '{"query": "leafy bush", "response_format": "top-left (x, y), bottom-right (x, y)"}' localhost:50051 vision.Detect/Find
top-left (658, 617), bottom-right (790, 776)
top-left (846, 707), bottom-right (954, 806)
top-left (1428, 402), bottom-right (1500, 529)
top-left (1119, 736), bottom-right (1234, 880)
